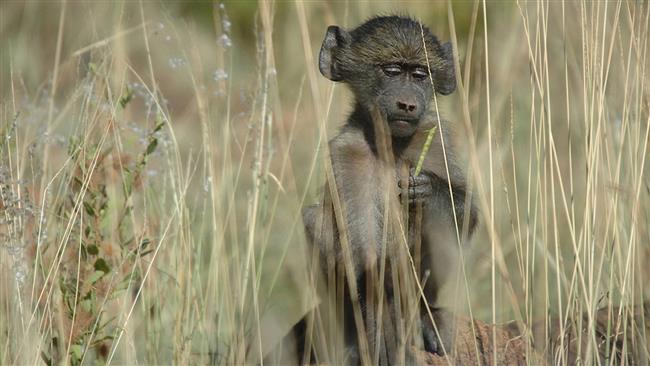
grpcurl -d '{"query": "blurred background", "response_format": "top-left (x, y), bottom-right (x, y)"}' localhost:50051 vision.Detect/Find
top-left (1, 1), bottom-right (648, 364)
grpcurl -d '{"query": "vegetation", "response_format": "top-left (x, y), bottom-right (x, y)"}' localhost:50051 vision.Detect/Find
top-left (1, 1), bottom-right (648, 364)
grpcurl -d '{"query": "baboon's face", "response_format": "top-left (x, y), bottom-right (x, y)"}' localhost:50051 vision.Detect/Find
top-left (319, 16), bottom-right (456, 138)
top-left (372, 62), bottom-right (433, 137)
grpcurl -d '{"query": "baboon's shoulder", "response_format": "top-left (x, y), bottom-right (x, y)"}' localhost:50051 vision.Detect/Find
top-left (329, 127), bottom-right (372, 159)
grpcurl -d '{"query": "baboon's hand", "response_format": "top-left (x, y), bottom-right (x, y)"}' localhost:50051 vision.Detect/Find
top-left (398, 168), bottom-right (433, 204)
top-left (422, 307), bottom-right (455, 357)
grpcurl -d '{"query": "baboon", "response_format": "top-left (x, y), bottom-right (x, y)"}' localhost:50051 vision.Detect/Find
top-left (299, 16), bottom-right (478, 364)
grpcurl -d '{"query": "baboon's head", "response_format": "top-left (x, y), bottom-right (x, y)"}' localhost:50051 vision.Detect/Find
top-left (319, 16), bottom-right (455, 137)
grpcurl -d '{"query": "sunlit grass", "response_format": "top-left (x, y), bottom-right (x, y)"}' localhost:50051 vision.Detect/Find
top-left (1, 1), bottom-right (648, 364)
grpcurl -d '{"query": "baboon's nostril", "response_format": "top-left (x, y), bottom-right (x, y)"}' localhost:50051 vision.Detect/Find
top-left (397, 101), bottom-right (417, 112)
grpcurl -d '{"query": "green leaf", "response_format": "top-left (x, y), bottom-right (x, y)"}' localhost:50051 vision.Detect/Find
top-left (119, 87), bottom-right (134, 109)
top-left (139, 249), bottom-right (154, 257)
top-left (90, 334), bottom-right (115, 346)
top-left (139, 238), bottom-right (151, 249)
top-left (79, 298), bottom-right (94, 312)
top-left (86, 244), bottom-right (99, 255)
top-left (153, 118), bottom-right (165, 133)
top-left (83, 201), bottom-right (95, 216)
top-left (94, 258), bottom-right (111, 273)
top-left (88, 270), bottom-right (105, 284)
top-left (145, 138), bottom-right (158, 156)
top-left (70, 344), bottom-right (83, 360)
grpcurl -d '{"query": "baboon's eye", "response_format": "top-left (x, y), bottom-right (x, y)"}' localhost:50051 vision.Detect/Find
top-left (382, 65), bottom-right (402, 77)
top-left (412, 68), bottom-right (429, 80)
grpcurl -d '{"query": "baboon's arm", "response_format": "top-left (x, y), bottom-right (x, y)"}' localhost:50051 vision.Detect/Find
top-left (325, 130), bottom-right (387, 273)
top-left (302, 128), bottom-right (389, 275)
top-left (403, 118), bottom-right (478, 237)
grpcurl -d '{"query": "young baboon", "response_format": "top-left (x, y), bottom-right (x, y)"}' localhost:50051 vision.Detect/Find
top-left (300, 16), bottom-right (478, 364)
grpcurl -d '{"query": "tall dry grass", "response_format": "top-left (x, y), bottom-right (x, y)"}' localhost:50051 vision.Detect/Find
top-left (0, 1), bottom-right (648, 365)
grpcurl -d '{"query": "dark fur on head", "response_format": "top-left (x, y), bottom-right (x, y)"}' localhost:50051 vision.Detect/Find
top-left (320, 16), bottom-right (455, 93)
top-left (320, 15), bottom-right (456, 138)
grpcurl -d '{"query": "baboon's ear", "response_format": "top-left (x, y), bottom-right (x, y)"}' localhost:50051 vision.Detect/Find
top-left (319, 26), bottom-right (350, 82)
top-left (435, 42), bottom-right (456, 95)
